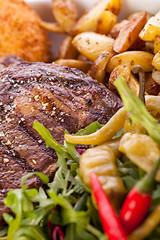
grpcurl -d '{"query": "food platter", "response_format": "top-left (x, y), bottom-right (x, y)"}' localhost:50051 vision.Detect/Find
top-left (0, 0), bottom-right (160, 239)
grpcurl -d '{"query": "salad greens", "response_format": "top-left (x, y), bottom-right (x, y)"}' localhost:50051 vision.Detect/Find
top-left (0, 121), bottom-right (106, 240)
top-left (1, 76), bottom-right (160, 239)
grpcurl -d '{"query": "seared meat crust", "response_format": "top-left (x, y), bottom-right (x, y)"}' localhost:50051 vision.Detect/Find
top-left (0, 61), bottom-right (122, 227)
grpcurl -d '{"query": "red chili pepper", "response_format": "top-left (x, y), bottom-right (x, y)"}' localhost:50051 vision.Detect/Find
top-left (90, 171), bottom-right (128, 240)
top-left (120, 157), bottom-right (160, 235)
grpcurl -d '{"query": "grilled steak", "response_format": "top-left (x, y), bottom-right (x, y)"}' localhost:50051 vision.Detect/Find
top-left (0, 60), bottom-right (122, 227)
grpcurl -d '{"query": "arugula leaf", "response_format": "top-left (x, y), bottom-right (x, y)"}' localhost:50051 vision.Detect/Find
top-left (48, 192), bottom-right (90, 232)
top-left (114, 76), bottom-right (160, 144)
top-left (75, 121), bottom-right (103, 136)
top-left (65, 224), bottom-right (97, 240)
top-left (21, 172), bottom-right (49, 189)
top-left (33, 120), bottom-right (70, 158)
top-left (13, 225), bottom-right (47, 240)
top-left (4, 189), bottom-right (35, 240)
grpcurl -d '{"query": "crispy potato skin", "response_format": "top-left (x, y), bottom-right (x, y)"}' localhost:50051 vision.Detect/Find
top-left (0, 0), bottom-right (51, 62)
top-left (114, 12), bottom-right (147, 53)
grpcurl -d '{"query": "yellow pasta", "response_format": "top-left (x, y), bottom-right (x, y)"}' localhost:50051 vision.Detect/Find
top-left (79, 138), bottom-right (126, 208)
top-left (119, 132), bottom-right (160, 181)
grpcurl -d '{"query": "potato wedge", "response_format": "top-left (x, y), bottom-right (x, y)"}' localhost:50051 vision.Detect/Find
top-left (106, 51), bottom-right (154, 73)
top-left (152, 68), bottom-right (160, 85)
top-left (52, 0), bottom-right (78, 33)
top-left (72, 32), bottom-right (114, 61)
top-left (139, 11), bottom-right (160, 41)
top-left (97, 10), bottom-right (117, 35)
top-left (40, 20), bottom-right (65, 33)
top-left (109, 65), bottom-right (131, 93)
top-left (107, 0), bottom-right (122, 15)
top-left (114, 12), bottom-right (147, 53)
top-left (110, 20), bottom-right (129, 39)
top-left (58, 36), bottom-right (78, 59)
top-left (72, 0), bottom-right (122, 35)
top-left (54, 59), bottom-right (91, 73)
top-left (89, 51), bottom-right (112, 82)
top-left (108, 65), bottom-right (140, 95)
top-left (145, 72), bottom-right (160, 95)
top-left (152, 51), bottom-right (160, 71)
top-left (154, 35), bottom-right (160, 54)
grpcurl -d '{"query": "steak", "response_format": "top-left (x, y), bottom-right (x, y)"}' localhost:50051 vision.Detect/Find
top-left (0, 59), bottom-right (122, 227)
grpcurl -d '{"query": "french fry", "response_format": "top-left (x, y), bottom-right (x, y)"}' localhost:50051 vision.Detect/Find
top-left (97, 10), bottom-right (117, 35)
top-left (106, 51), bottom-right (154, 73)
top-left (152, 51), bottom-right (160, 71)
top-left (54, 59), bottom-right (91, 73)
top-left (152, 68), bottom-right (160, 85)
top-left (72, 0), bottom-right (122, 35)
top-left (154, 35), bottom-right (160, 54)
top-left (114, 12), bottom-right (147, 53)
top-left (72, 32), bottom-right (114, 61)
top-left (89, 51), bottom-right (112, 82)
top-left (40, 21), bottom-right (65, 33)
top-left (58, 36), bottom-right (78, 59)
top-left (52, 0), bottom-right (78, 33)
top-left (139, 11), bottom-right (160, 41)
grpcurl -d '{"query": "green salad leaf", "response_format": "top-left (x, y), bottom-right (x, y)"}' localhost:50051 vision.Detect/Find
top-left (1, 120), bottom-right (107, 240)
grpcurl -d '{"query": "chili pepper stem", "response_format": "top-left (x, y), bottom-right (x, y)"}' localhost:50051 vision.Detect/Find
top-left (137, 157), bottom-right (160, 194)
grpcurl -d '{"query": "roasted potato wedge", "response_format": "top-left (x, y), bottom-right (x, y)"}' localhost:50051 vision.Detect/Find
top-left (54, 59), bottom-right (91, 73)
top-left (139, 11), bottom-right (160, 41)
top-left (52, 0), bottom-right (78, 33)
top-left (58, 36), bottom-right (78, 59)
top-left (72, 0), bottom-right (122, 35)
top-left (152, 68), bottom-right (160, 85)
top-left (72, 32), bottom-right (114, 61)
top-left (106, 51), bottom-right (154, 73)
top-left (89, 51), bottom-right (112, 82)
top-left (152, 51), bottom-right (160, 71)
top-left (40, 21), bottom-right (65, 33)
top-left (145, 72), bottom-right (160, 95)
top-left (109, 65), bottom-right (140, 95)
top-left (110, 20), bottom-right (129, 39)
top-left (154, 35), bottom-right (160, 54)
top-left (114, 12), bottom-right (147, 53)
top-left (109, 65), bottom-right (131, 93)
top-left (107, 0), bottom-right (122, 15)
top-left (97, 10), bottom-right (117, 35)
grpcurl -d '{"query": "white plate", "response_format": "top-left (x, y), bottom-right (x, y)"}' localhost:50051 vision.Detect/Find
top-left (25, 0), bottom-right (160, 58)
